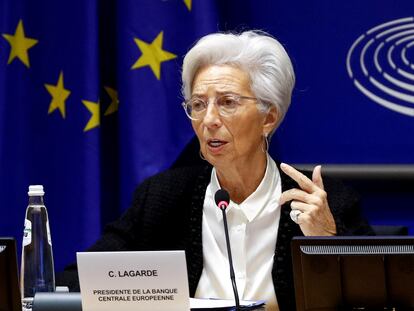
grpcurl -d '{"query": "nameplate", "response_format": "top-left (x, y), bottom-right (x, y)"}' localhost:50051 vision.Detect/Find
top-left (77, 251), bottom-right (190, 311)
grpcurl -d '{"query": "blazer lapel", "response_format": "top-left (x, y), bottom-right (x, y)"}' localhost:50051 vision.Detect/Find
top-left (272, 162), bottom-right (303, 310)
top-left (186, 164), bottom-right (212, 296)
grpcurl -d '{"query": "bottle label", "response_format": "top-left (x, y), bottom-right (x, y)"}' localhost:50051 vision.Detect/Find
top-left (22, 297), bottom-right (34, 311)
top-left (23, 219), bottom-right (32, 247)
top-left (46, 220), bottom-right (52, 246)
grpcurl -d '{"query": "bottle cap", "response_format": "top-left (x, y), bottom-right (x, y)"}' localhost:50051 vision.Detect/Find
top-left (28, 185), bottom-right (45, 196)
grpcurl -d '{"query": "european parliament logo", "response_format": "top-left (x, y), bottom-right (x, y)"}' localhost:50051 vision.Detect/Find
top-left (347, 17), bottom-right (414, 117)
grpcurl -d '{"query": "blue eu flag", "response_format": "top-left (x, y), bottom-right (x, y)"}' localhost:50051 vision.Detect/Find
top-left (0, 0), bottom-right (218, 270)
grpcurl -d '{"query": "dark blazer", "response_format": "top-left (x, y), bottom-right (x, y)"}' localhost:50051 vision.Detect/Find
top-left (57, 163), bottom-right (373, 311)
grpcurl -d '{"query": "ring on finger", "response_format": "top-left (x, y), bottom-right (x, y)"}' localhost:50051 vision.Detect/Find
top-left (290, 209), bottom-right (302, 224)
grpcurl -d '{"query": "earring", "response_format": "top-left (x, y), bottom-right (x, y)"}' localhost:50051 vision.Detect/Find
top-left (199, 150), bottom-right (206, 161)
top-left (261, 133), bottom-right (269, 153)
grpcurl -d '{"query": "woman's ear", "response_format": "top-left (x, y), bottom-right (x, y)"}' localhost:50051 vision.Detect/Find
top-left (263, 106), bottom-right (279, 135)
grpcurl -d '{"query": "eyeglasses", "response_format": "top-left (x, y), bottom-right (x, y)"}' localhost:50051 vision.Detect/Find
top-left (182, 94), bottom-right (258, 120)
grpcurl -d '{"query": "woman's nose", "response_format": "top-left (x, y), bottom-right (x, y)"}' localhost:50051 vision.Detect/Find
top-left (202, 101), bottom-right (222, 128)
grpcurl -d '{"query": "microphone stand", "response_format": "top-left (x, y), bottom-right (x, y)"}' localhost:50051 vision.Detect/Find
top-left (221, 208), bottom-right (240, 311)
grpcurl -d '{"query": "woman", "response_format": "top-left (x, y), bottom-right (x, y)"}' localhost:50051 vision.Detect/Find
top-left (58, 31), bottom-right (373, 311)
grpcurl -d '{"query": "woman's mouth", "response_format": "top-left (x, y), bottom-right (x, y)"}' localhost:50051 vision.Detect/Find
top-left (207, 139), bottom-right (227, 153)
top-left (208, 139), bottom-right (226, 147)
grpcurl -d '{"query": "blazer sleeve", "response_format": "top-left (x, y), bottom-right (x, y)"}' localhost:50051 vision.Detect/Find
top-left (56, 165), bottom-right (202, 291)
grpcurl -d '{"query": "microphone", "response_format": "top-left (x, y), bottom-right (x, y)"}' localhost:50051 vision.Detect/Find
top-left (215, 189), bottom-right (230, 210)
top-left (214, 189), bottom-right (240, 310)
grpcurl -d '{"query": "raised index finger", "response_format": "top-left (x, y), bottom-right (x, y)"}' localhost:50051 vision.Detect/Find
top-left (280, 162), bottom-right (319, 193)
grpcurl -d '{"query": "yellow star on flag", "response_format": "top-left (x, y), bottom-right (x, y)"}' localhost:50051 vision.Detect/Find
top-left (104, 86), bottom-right (119, 116)
top-left (45, 71), bottom-right (71, 118)
top-left (82, 99), bottom-right (100, 132)
top-left (184, 0), bottom-right (192, 10)
top-left (2, 19), bottom-right (38, 68)
top-left (131, 31), bottom-right (177, 80)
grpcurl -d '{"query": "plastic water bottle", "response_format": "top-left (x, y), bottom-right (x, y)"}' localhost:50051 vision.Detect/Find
top-left (20, 185), bottom-right (55, 311)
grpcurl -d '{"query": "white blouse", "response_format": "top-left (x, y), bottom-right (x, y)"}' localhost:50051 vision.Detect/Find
top-left (195, 155), bottom-right (282, 311)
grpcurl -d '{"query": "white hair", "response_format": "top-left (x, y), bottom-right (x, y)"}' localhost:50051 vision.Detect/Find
top-left (181, 30), bottom-right (295, 130)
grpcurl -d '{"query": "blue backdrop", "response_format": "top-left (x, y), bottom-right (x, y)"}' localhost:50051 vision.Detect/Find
top-left (0, 0), bottom-right (413, 272)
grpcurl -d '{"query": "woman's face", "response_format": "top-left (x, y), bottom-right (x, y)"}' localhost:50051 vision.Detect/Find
top-left (191, 65), bottom-right (277, 170)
